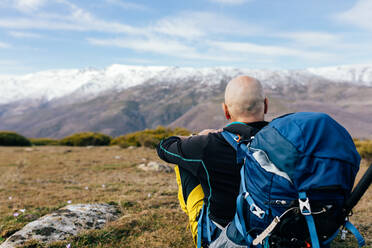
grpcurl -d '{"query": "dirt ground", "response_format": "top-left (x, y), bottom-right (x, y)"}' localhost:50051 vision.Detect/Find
top-left (0, 146), bottom-right (370, 247)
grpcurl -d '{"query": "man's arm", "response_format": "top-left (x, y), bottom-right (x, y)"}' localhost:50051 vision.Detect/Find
top-left (156, 133), bottom-right (210, 177)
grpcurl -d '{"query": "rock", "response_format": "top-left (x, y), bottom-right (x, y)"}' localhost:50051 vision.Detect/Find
top-left (137, 161), bottom-right (172, 173)
top-left (0, 204), bottom-right (120, 248)
top-left (16, 159), bottom-right (28, 167)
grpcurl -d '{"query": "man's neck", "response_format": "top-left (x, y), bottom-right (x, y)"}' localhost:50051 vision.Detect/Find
top-left (230, 116), bottom-right (264, 124)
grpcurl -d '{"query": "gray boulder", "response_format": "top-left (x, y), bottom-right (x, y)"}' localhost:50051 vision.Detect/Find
top-left (0, 204), bottom-right (120, 248)
top-left (137, 161), bottom-right (172, 173)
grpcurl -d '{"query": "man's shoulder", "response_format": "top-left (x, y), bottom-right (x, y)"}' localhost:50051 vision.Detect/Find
top-left (175, 134), bottom-right (211, 158)
top-left (223, 121), bottom-right (268, 138)
top-left (190, 121), bottom-right (269, 150)
top-left (177, 132), bottom-right (228, 159)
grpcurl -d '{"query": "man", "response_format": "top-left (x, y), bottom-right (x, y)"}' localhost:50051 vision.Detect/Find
top-left (156, 76), bottom-right (269, 247)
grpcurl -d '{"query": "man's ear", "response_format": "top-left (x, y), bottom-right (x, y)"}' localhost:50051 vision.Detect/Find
top-left (264, 98), bottom-right (268, 114)
top-left (222, 103), bottom-right (231, 120)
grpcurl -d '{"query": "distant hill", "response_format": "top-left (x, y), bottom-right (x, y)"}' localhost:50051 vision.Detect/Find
top-left (0, 65), bottom-right (371, 138)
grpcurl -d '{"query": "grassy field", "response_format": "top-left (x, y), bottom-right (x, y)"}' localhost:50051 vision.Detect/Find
top-left (0, 146), bottom-right (370, 248)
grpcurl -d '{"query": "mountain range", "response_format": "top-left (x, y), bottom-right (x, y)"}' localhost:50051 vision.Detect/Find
top-left (0, 64), bottom-right (371, 139)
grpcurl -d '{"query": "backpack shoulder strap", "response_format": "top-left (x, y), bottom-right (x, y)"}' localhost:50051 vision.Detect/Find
top-left (221, 131), bottom-right (240, 151)
top-left (221, 131), bottom-right (246, 165)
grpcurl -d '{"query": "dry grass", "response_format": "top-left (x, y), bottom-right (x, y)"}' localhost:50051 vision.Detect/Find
top-left (345, 160), bottom-right (372, 247)
top-left (0, 146), bottom-right (370, 248)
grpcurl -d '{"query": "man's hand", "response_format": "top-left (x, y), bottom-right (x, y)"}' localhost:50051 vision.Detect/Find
top-left (177, 128), bottom-right (222, 139)
top-left (198, 128), bottom-right (223, 135)
top-left (177, 136), bottom-right (189, 139)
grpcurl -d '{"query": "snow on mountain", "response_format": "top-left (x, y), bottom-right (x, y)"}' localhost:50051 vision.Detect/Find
top-left (0, 65), bottom-right (168, 104)
top-left (307, 65), bottom-right (372, 85)
top-left (1, 64), bottom-right (371, 105)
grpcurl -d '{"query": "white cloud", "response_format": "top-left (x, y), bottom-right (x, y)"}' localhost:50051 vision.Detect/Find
top-left (87, 36), bottom-right (241, 61)
top-left (0, 41), bottom-right (11, 48)
top-left (281, 32), bottom-right (341, 47)
top-left (116, 58), bottom-right (155, 64)
top-left (153, 11), bottom-right (261, 39)
top-left (0, 1), bottom-right (143, 35)
top-left (60, 1), bottom-right (143, 34)
top-left (0, 60), bottom-right (34, 75)
top-left (13, 0), bottom-right (46, 12)
top-left (0, 0), bottom-right (361, 68)
top-left (153, 15), bottom-right (205, 39)
top-left (209, 41), bottom-right (332, 60)
top-left (276, 31), bottom-right (372, 62)
top-left (88, 37), bottom-right (197, 58)
top-left (0, 18), bottom-right (86, 31)
top-left (334, 0), bottom-right (372, 30)
top-left (0, 8), bottom-right (260, 39)
top-left (208, 0), bottom-right (249, 5)
top-left (105, 0), bottom-right (148, 11)
top-left (9, 31), bottom-right (42, 38)
top-left (88, 35), bottom-right (335, 64)
top-left (0, 60), bottom-right (17, 65)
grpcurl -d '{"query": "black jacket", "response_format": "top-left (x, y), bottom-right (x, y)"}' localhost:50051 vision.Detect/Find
top-left (157, 121), bottom-right (268, 226)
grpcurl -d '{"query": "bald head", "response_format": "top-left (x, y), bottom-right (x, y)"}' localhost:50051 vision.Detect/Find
top-left (223, 76), bottom-right (266, 122)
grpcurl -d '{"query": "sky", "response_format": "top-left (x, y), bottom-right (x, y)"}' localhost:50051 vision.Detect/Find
top-left (0, 0), bottom-right (371, 74)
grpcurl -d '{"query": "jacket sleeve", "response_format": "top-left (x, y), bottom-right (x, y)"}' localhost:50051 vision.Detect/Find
top-left (156, 135), bottom-right (208, 177)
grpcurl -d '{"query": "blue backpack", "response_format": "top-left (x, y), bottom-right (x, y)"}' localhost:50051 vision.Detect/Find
top-left (221, 112), bottom-right (364, 248)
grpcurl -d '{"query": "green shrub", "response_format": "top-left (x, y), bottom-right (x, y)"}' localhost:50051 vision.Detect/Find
top-left (60, 132), bottom-right (112, 146)
top-left (111, 126), bottom-right (191, 149)
top-left (354, 139), bottom-right (372, 160)
top-left (0, 131), bottom-right (31, 146)
top-left (172, 127), bottom-right (191, 136)
top-left (30, 138), bottom-right (59, 146)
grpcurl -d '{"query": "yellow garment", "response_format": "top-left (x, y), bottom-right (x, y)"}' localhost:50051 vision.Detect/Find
top-left (174, 166), bottom-right (205, 247)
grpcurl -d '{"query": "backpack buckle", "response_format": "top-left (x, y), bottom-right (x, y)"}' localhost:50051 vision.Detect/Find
top-left (244, 192), bottom-right (265, 219)
top-left (299, 197), bottom-right (312, 215)
top-left (250, 203), bottom-right (265, 219)
top-left (234, 134), bottom-right (241, 142)
top-left (244, 192), bottom-right (250, 199)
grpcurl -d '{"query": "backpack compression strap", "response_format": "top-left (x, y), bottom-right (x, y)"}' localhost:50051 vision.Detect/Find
top-left (299, 192), bottom-right (320, 248)
top-left (344, 221), bottom-right (365, 247)
top-left (197, 204), bottom-right (204, 248)
top-left (299, 192), bottom-right (365, 248)
top-left (235, 193), bottom-right (255, 246)
top-left (321, 221), bottom-right (365, 247)
top-left (197, 204), bottom-right (212, 248)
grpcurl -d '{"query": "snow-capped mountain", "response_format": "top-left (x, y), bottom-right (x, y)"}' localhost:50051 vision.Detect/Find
top-left (0, 64), bottom-right (372, 139)
top-left (307, 65), bottom-right (372, 85)
top-left (1, 64), bottom-right (372, 105)
top-left (0, 65), bottom-right (166, 104)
